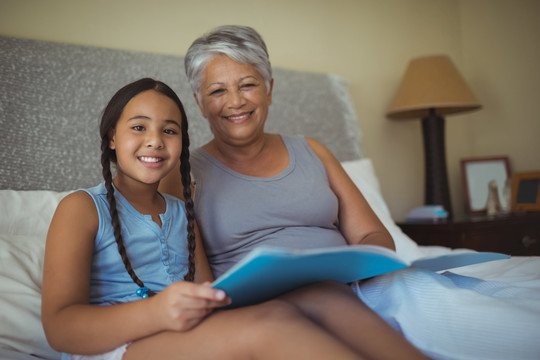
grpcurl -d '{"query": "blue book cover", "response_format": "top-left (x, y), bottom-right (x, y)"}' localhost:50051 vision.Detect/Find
top-left (212, 245), bottom-right (509, 308)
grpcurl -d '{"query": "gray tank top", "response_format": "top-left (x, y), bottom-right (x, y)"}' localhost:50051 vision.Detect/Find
top-left (191, 135), bottom-right (348, 277)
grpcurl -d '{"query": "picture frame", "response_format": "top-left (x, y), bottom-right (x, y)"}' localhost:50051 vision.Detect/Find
top-left (511, 171), bottom-right (540, 212)
top-left (461, 156), bottom-right (511, 214)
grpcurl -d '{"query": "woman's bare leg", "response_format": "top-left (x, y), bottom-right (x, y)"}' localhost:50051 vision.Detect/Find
top-left (279, 281), bottom-right (429, 360)
top-left (124, 299), bottom-right (363, 360)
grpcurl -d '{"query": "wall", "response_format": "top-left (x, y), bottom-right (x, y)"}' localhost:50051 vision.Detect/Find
top-left (460, 0), bottom-right (540, 174)
top-left (1, 0), bottom-right (538, 221)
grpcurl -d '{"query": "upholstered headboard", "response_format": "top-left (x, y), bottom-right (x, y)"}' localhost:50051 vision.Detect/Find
top-left (0, 36), bottom-right (363, 191)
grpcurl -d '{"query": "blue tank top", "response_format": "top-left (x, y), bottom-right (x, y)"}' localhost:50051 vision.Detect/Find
top-left (81, 183), bottom-right (190, 305)
top-left (191, 135), bottom-right (348, 278)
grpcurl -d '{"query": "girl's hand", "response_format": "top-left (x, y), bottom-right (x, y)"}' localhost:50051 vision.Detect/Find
top-left (150, 281), bottom-right (231, 332)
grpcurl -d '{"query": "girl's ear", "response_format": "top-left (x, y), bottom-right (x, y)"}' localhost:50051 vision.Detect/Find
top-left (108, 128), bottom-right (116, 150)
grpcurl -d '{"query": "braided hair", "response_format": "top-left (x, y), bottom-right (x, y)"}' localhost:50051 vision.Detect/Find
top-left (99, 78), bottom-right (196, 297)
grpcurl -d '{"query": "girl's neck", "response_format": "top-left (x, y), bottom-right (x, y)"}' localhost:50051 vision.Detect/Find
top-left (112, 177), bottom-right (165, 226)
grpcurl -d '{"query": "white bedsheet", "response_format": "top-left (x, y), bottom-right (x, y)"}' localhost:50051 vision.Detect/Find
top-left (356, 259), bottom-right (540, 360)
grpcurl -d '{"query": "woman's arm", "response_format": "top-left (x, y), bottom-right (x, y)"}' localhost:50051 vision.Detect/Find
top-left (159, 162), bottom-right (214, 282)
top-left (306, 138), bottom-right (395, 250)
top-left (193, 221), bottom-right (215, 283)
top-left (42, 191), bottom-right (228, 355)
top-left (159, 160), bottom-right (183, 199)
top-left (160, 165), bottom-right (214, 283)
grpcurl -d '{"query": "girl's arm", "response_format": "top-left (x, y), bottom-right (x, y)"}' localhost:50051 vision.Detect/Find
top-left (42, 191), bottom-right (229, 355)
top-left (306, 138), bottom-right (395, 250)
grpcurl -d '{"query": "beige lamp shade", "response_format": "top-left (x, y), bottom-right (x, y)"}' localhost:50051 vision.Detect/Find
top-left (387, 55), bottom-right (482, 119)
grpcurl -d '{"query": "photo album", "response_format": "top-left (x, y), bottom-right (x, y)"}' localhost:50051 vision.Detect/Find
top-left (212, 245), bottom-right (509, 308)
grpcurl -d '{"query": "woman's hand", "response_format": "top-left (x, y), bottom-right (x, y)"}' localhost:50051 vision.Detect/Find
top-left (150, 281), bottom-right (231, 332)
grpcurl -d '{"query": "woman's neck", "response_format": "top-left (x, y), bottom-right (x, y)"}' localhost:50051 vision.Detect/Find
top-left (204, 133), bottom-right (289, 177)
top-left (208, 133), bottom-right (269, 165)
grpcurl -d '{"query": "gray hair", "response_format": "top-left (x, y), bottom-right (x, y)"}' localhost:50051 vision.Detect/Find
top-left (184, 25), bottom-right (272, 97)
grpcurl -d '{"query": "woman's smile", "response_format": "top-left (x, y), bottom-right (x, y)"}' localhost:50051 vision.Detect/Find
top-left (223, 111), bottom-right (254, 123)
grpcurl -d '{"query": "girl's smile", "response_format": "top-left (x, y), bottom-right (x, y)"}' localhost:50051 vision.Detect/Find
top-left (138, 155), bottom-right (165, 168)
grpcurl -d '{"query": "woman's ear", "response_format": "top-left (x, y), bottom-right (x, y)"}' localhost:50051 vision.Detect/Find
top-left (267, 78), bottom-right (274, 106)
top-left (194, 92), bottom-right (208, 118)
top-left (108, 128), bottom-right (116, 150)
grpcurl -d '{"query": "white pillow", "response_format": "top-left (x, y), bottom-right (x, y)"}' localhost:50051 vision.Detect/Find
top-left (341, 159), bottom-right (424, 261)
top-left (0, 234), bottom-right (61, 360)
top-left (0, 190), bottom-right (67, 360)
top-left (0, 190), bottom-right (71, 237)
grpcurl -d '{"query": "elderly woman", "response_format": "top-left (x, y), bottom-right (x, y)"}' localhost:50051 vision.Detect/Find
top-left (178, 25), bottom-right (394, 277)
top-left (161, 24), bottom-right (540, 360)
top-left (161, 25), bottom-right (540, 360)
top-left (160, 25), bottom-right (429, 360)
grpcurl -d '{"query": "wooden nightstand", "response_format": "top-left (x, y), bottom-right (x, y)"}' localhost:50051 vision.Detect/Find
top-left (397, 212), bottom-right (540, 256)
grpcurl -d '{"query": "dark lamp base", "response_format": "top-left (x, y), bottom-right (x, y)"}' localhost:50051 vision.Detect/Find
top-left (422, 113), bottom-right (453, 219)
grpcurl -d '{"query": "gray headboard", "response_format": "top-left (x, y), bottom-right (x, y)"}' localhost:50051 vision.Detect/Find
top-left (0, 36), bottom-right (363, 191)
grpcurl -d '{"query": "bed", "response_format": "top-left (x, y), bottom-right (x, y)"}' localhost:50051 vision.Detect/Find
top-left (1, 35), bottom-right (539, 360)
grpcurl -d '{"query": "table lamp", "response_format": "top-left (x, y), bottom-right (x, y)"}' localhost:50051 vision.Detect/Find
top-left (386, 55), bottom-right (482, 219)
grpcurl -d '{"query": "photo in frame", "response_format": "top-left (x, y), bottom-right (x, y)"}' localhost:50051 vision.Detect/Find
top-left (461, 156), bottom-right (511, 214)
top-left (511, 171), bottom-right (540, 212)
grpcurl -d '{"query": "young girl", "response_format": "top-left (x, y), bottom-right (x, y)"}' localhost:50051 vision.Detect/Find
top-left (42, 78), bottom-right (375, 360)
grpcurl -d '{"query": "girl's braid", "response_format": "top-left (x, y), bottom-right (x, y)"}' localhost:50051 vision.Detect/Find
top-left (179, 109), bottom-right (196, 282)
top-left (100, 141), bottom-right (156, 296)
